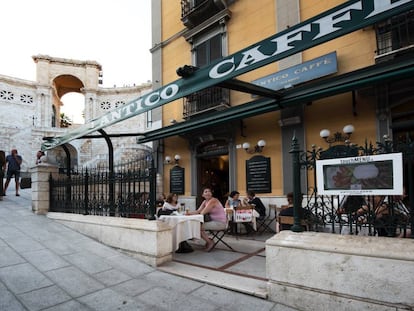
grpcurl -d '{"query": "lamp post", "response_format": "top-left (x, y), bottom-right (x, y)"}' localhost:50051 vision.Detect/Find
top-left (290, 134), bottom-right (304, 232)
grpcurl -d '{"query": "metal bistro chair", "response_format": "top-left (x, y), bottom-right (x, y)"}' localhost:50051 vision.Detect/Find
top-left (207, 216), bottom-right (235, 251)
top-left (256, 204), bottom-right (278, 234)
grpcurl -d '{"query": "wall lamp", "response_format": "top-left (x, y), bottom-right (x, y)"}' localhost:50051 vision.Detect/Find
top-left (176, 65), bottom-right (199, 78)
top-left (320, 124), bottom-right (354, 145)
top-left (242, 139), bottom-right (266, 154)
top-left (165, 154), bottom-right (181, 165)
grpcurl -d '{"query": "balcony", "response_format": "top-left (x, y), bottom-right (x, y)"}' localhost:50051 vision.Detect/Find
top-left (183, 87), bottom-right (230, 119)
top-left (181, 0), bottom-right (228, 28)
top-left (375, 10), bottom-right (414, 63)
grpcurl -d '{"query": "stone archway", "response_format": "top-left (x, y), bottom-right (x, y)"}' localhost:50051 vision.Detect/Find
top-left (52, 75), bottom-right (85, 126)
top-left (32, 55), bottom-right (102, 124)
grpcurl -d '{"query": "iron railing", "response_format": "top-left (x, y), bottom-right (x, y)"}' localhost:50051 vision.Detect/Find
top-left (183, 87), bottom-right (230, 119)
top-left (180, 0), bottom-right (227, 28)
top-left (375, 10), bottom-right (414, 56)
top-left (50, 156), bottom-right (156, 219)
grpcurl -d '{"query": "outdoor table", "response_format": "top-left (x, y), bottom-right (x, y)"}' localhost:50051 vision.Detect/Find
top-left (159, 214), bottom-right (204, 251)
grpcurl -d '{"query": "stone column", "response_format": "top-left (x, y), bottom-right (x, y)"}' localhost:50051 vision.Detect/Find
top-left (82, 89), bottom-right (97, 122)
top-left (30, 163), bottom-right (59, 214)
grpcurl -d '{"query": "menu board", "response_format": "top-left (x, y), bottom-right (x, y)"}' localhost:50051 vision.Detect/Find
top-left (246, 155), bottom-right (271, 193)
top-left (170, 166), bottom-right (184, 194)
top-left (316, 153), bottom-right (403, 196)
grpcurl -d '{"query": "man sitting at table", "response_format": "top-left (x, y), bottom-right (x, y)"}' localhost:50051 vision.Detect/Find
top-left (279, 192), bottom-right (313, 231)
top-left (244, 190), bottom-right (266, 219)
top-left (188, 187), bottom-right (227, 252)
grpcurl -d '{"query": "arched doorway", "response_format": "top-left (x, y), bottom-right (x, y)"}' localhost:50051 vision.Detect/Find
top-left (52, 74), bottom-right (85, 127)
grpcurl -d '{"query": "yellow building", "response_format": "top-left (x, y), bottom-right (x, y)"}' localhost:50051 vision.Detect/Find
top-left (145, 0), bottom-right (413, 207)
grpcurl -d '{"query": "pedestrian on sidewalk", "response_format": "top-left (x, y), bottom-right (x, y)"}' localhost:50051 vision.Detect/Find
top-left (3, 148), bottom-right (23, 196)
top-left (35, 150), bottom-right (45, 164)
top-left (0, 150), bottom-right (5, 197)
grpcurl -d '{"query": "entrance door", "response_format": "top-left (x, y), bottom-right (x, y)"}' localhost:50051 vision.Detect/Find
top-left (195, 138), bottom-right (229, 206)
top-left (197, 155), bottom-right (229, 206)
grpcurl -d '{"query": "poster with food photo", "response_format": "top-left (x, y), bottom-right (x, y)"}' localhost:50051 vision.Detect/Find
top-left (316, 153), bottom-right (403, 196)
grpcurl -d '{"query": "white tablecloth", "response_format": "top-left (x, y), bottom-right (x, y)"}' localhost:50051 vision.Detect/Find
top-left (159, 214), bottom-right (204, 251)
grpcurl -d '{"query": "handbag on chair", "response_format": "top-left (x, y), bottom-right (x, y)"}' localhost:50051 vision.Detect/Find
top-left (203, 214), bottom-right (212, 222)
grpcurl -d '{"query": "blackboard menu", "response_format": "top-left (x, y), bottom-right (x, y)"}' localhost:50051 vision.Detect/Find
top-left (246, 155), bottom-right (271, 193)
top-left (170, 166), bottom-right (184, 194)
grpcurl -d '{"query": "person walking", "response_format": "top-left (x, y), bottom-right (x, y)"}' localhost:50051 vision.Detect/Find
top-left (3, 149), bottom-right (23, 196)
top-left (0, 150), bottom-right (5, 197)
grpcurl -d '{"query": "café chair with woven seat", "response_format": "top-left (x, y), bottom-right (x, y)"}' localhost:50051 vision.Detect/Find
top-left (277, 215), bottom-right (310, 232)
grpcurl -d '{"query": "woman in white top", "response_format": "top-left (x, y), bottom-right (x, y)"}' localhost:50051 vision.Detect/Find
top-left (163, 193), bottom-right (179, 211)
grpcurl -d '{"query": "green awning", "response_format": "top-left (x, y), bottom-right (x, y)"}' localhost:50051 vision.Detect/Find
top-left (137, 56), bottom-right (414, 143)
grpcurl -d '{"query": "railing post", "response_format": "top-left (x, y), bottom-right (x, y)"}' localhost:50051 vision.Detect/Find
top-left (84, 168), bottom-right (89, 215)
top-left (148, 157), bottom-right (156, 220)
top-left (290, 134), bottom-right (304, 232)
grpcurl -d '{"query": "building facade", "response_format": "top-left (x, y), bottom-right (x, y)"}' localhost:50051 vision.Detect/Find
top-left (0, 55), bottom-right (154, 172)
top-left (148, 0), bottom-right (414, 207)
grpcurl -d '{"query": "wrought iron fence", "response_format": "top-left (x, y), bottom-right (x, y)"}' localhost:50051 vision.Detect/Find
top-left (50, 156), bottom-right (156, 219)
top-left (298, 137), bottom-right (413, 238)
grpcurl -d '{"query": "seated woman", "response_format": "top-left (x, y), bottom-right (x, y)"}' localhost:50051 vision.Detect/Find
top-left (225, 191), bottom-right (241, 209)
top-left (188, 187), bottom-right (227, 252)
top-left (162, 193), bottom-right (179, 211)
top-left (157, 193), bottom-right (178, 217)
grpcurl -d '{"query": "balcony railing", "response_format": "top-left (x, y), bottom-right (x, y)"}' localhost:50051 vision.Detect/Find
top-left (183, 87), bottom-right (230, 119)
top-left (375, 10), bottom-right (414, 60)
top-left (181, 0), bottom-right (228, 28)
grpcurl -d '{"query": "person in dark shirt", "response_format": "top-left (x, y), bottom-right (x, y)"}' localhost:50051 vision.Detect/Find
top-left (279, 192), bottom-right (312, 231)
top-left (0, 150), bottom-right (5, 197)
top-left (4, 149), bottom-right (23, 196)
top-left (244, 190), bottom-right (266, 219)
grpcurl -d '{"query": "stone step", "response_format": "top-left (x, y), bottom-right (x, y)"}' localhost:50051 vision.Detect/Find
top-left (158, 261), bottom-right (268, 299)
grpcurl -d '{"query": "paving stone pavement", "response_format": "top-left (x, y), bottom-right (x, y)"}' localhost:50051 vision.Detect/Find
top-left (0, 186), bottom-right (298, 311)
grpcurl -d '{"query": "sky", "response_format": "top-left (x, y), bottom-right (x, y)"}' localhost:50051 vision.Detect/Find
top-left (0, 0), bottom-right (152, 123)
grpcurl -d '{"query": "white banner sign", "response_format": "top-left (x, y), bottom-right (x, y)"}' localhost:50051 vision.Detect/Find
top-left (316, 153), bottom-right (403, 196)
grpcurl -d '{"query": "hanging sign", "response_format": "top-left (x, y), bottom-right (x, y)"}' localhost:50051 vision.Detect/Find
top-left (252, 51), bottom-right (337, 91)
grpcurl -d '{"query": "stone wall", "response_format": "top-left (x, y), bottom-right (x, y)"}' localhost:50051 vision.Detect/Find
top-left (266, 231), bottom-right (414, 310)
top-left (47, 213), bottom-right (173, 267)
